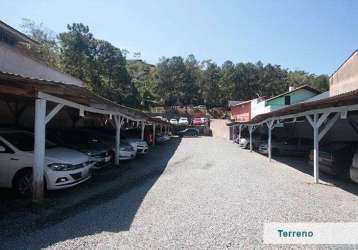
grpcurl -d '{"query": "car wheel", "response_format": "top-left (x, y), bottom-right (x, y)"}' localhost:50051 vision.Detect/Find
top-left (13, 169), bottom-right (33, 197)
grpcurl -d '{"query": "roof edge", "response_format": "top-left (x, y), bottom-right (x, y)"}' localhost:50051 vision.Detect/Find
top-left (329, 49), bottom-right (358, 79)
top-left (0, 20), bottom-right (39, 45)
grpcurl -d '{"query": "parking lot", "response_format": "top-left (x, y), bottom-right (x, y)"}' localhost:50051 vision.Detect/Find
top-left (2, 136), bottom-right (358, 249)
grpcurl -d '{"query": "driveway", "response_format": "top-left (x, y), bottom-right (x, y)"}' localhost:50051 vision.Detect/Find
top-left (2, 137), bottom-right (358, 249)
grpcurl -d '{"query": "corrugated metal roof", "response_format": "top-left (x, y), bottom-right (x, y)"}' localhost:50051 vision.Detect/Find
top-left (228, 100), bottom-right (245, 107)
top-left (0, 20), bottom-right (38, 45)
top-left (0, 70), bottom-right (170, 124)
top-left (229, 100), bottom-right (252, 108)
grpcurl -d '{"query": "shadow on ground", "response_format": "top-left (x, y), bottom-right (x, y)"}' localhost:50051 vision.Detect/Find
top-left (0, 137), bottom-right (182, 249)
top-left (271, 155), bottom-right (358, 196)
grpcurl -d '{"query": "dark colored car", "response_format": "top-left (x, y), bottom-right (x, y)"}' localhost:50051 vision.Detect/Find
top-left (177, 128), bottom-right (199, 137)
top-left (77, 129), bottom-right (136, 161)
top-left (308, 142), bottom-right (356, 179)
top-left (47, 129), bottom-right (113, 169)
top-left (258, 137), bottom-right (312, 156)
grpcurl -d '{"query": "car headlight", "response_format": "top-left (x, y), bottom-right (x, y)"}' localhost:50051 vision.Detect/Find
top-left (48, 163), bottom-right (73, 171)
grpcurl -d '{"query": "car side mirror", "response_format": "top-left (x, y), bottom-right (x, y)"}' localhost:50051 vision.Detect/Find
top-left (0, 146), bottom-right (6, 152)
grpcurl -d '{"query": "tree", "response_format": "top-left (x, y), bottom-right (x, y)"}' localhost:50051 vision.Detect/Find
top-left (182, 54), bottom-right (200, 105)
top-left (58, 23), bottom-right (93, 81)
top-left (20, 20), bottom-right (330, 110)
top-left (20, 18), bottom-right (61, 70)
top-left (58, 24), bottom-right (139, 107)
top-left (156, 56), bottom-right (187, 106)
top-left (200, 60), bottom-right (222, 107)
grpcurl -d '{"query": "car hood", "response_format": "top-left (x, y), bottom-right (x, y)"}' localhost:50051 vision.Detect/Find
top-left (45, 147), bottom-right (89, 165)
top-left (127, 138), bottom-right (148, 146)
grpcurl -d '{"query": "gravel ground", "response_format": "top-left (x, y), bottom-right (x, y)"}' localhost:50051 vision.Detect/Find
top-left (2, 137), bottom-right (358, 249)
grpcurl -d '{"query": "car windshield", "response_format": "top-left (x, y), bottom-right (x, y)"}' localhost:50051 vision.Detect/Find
top-left (59, 131), bottom-right (107, 150)
top-left (1, 132), bottom-right (56, 151)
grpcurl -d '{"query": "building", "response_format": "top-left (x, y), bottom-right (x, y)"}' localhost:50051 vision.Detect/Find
top-left (232, 86), bottom-right (321, 121)
top-left (330, 49), bottom-right (358, 96)
top-left (302, 91), bottom-right (329, 103)
top-left (264, 85), bottom-right (319, 111)
top-left (230, 100), bottom-right (252, 122)
top-left (0, 20), bottom-right (84, 87)
top-left (250, 97), bottom-right (268, 119)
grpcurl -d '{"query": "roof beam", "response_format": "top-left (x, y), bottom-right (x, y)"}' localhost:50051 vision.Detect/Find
top-left (37, 91), bottom-right (143, 122)
top-left (45, 103), bottom-right (64, 124)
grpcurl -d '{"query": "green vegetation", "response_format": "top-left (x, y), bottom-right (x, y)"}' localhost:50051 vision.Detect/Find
top-left (21, 20), bottom-right (329, 109)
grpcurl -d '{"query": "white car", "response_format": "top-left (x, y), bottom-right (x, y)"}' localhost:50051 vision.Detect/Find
top-left (238, 138), bottom-right (250, 149)
top-left (170, 119), bottom-right (178, 125)
top-left (0, 130), bottom-right (93, 196)
top-left (201, 117), bottom-right (208, 124)
top-left (178, 117), bottom-right (189, 125)
top-left (118, 143), bottom-right (137, 160)
top-left (126, 138), bottom-right (148, 154)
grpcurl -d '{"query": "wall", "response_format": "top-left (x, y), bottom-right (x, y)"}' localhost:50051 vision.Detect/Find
top-left (0, 42), bottom-right (84, 86)
top-left (210, 119), bottom-right (230, 139)
top-left (230, 102), bottom-right (251, 122)
top-left (251, 98), bottom-right (271, 118)
top-left (330, 51), bottom-right (358, 96)
top-left (267, 89), bottom-right (317, 111)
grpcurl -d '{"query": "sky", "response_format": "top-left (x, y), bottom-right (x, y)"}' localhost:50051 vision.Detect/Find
top-left (2, 0), bottom-right (358, 75)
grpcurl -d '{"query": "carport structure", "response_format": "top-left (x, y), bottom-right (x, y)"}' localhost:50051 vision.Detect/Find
top-left (0, 71), bottom-right (170, 201)
top-left (228, 89), bottom-right (358, 184)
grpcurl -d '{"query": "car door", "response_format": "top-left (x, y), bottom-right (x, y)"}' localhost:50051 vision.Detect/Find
top-left (0, 139), bottom-right (20, 187)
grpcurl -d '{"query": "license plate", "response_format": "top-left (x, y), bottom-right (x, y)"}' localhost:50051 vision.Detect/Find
top-left (105, 156), bottom-right (111, 162)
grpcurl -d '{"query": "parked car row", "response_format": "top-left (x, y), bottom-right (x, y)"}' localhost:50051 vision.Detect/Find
top-left (235, 134), bottom-right (358, 184)
top-left (170, 117), bottom-right (189, 125)
top-left (0, 127), bottom-right (170, 196)
top-left (170, 117), bottom-right (209, 126)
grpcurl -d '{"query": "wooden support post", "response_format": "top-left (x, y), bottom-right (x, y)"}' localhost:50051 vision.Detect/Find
top-left (238, 125), bottom-right (242, 141)
top-left (115, 115), bottom-right (122, 166)
top-left (249, 126), bottom-right (253, 152)
top-left (152, 124), bottom-right (156, 145)
top-left (306, 112), bottom-right (339, 184)
top-left (266, 120), bottom-right (275, 162)
top-left (141, 121), bottom-right (145, 141)
top-left (313, 114), bottom-right (319, 183)
top-left (33, 99), bottom-right (47, 202)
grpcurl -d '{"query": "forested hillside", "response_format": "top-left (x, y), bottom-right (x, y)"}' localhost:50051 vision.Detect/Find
top-left (21, 20), bottom-right (329, 109)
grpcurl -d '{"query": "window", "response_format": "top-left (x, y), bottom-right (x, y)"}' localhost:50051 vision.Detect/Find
top-left (1, 132), bottom-right (56, 151)
top-left (284, 96), bottom-right (291, 105)
top-left (0, 140), bottom-right (13, 154)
